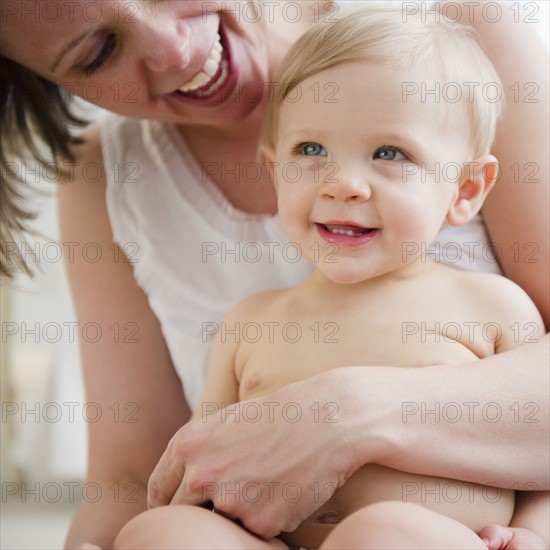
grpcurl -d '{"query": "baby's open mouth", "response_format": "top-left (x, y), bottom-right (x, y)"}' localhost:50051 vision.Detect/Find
top-left (177, 32), bottom-right (229, 98)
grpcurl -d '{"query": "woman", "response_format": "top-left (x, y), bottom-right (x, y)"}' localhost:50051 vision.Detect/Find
top-left (1, 1), bottom-right (548, 548)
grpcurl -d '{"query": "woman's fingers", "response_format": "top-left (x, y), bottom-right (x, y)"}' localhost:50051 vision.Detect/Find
top-left (146, 373), bottom-right (355, 538)
top-left (147, 426), bottom-right (190, 508)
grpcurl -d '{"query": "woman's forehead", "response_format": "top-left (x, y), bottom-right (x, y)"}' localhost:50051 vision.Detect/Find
top-left (1, 1), bottom-right (98, 65)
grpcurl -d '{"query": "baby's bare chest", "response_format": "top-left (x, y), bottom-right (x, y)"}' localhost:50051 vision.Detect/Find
top-left (236, 294), bottom-right (491, 401)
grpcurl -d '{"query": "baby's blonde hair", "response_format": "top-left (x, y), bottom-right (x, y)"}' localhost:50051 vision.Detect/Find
top-left (265, 3), bottom-right (503, 157)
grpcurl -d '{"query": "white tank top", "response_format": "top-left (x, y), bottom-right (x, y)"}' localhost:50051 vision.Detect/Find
top-left (102, 113), bottom-right (501, 410)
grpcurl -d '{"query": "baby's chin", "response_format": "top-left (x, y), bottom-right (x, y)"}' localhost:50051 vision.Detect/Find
top-left (316, 265), bottom-right (378, 286)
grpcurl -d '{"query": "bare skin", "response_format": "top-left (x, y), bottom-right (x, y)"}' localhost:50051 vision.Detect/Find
top-left (0, 1), bottom-right (547, 548)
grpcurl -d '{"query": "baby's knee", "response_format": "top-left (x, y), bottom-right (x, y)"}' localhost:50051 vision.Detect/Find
top-left (113, 505), bottom-right (211, 549)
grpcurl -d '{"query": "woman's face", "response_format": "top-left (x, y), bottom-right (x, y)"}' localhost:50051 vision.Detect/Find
top-left (1, 1), bottom-right (270, 125)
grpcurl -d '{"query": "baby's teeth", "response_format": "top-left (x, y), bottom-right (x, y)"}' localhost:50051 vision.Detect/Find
top-left (329, 228), bottom-right (357, 236)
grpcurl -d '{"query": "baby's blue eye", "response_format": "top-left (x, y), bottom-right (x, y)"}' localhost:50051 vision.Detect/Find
top-left (301, 143), bottom-right (326, 156)
top-left (374, 147), bottom-right (406, 161)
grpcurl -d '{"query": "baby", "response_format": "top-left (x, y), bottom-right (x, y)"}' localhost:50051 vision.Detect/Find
top-left (115, 4), bottom-right (547, 549)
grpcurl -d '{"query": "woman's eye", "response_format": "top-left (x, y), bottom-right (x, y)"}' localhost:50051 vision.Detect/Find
top-left (299, 143), bottom-right (326, 156)
top-left (374, 146), bottom-right (406, 161)
top-left (81, 33), bottom-right (117, 76)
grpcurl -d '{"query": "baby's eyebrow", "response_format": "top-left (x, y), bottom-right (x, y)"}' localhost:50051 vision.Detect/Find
top-left (379, 131), bottom-right (426, 151)
top-left (280, 128), bottom-right (327, 140)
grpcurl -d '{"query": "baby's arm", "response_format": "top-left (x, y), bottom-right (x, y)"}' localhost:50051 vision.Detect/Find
top-left (191, 303), bottom-right (246, 422)
top-left (487, 276), bottom-right (546, 355)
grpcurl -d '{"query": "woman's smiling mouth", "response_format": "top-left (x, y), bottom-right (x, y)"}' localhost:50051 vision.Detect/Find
top-left (176, 32), bottom-right (229, 99)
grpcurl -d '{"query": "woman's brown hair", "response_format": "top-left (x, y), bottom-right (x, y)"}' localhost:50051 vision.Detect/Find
top-left (1, 57), bottom-right (87, 279)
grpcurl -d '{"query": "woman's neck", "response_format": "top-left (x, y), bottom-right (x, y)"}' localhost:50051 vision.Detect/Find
top-left (177, 107), bottom-right (278, 215)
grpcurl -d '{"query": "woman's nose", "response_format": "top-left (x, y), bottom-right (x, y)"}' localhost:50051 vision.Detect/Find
top-left (141, 21), bottom-right (191, 73)
top-left (319, 169), bottom-right (372, 202)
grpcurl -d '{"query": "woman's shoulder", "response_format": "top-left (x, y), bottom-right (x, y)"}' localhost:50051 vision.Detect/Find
top-left (57, 123), bottom-right (109, 243)
top-left (73, 123), bottom-right (103, 165)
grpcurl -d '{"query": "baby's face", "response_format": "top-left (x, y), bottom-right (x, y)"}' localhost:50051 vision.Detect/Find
top-left (274, 60), bottom-right (471, 284)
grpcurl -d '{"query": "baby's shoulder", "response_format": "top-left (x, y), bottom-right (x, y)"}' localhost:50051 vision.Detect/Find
top-left (436, 265), bottom-right (542, 325)
top-left (443, 266), bottom-right (525, 299)
top-left (224, 287), bottom-right (292, 323)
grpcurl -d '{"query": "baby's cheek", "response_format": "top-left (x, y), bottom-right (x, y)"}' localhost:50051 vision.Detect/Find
top-left (278, 199), bottom-right (307, 241)
top-left (387, 197), bottom-right (442, 247)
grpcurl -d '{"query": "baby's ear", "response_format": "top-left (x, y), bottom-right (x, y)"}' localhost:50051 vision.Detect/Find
top-left (259, 143), bottom-right (278, 190)
top-left (446, 155), bottom-right (498, 226)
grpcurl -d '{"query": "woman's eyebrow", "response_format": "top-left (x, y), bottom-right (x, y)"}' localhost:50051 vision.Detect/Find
top-left (50, 31), bottom-right (92, 73)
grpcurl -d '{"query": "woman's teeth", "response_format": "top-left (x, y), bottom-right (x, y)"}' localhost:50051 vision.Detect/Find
top-left (178, 33), bottom-right (228, 97)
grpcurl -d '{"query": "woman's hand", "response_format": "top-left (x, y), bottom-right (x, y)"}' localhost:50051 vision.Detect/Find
top-left (147, 369), bottom-right (367, 538)
top-left (479, 525), bottom-right (548, 550)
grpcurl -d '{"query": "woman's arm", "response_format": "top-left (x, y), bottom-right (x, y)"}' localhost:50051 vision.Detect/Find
top-left (147, 303), bottom-right (242, 510)
top-left (444, 1), bottom-right (550, 327)
top-left (59, 127), bottom-right (190, 549)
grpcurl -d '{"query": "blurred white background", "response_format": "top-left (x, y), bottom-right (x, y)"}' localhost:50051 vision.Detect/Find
top-left (1, 2), bottom-right (549, 549)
